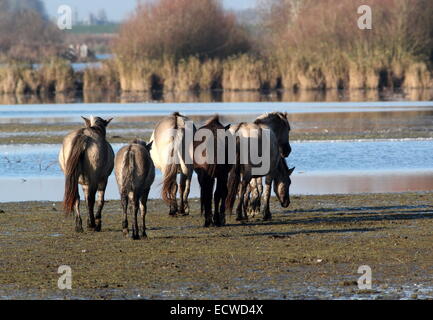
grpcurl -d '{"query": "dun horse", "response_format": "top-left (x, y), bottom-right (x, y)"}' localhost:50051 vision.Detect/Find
top-left (115, 140), bottom-right (155, 240)
top-left (226, 112), bottom-right (294, 221)
top-left (59, 116), bottom-right (114, 233)
top-left (150, 112), bottom-right (196, 216)
top-left (194, 115), bottom-right (232, 227)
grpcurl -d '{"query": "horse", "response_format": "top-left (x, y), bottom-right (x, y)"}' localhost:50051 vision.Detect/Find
top-left (233, 112), bottom-right (292, 218)
top-left (194, 115), bottom-right (232, 227)
top-left (115, 140), bottom-right (155, 240)
top-left (226, 113), bottom-right (294, 221)
top-left (59, 116), bottom-right (115, 233)
top-left (149, 112), bottom-right (196, 216)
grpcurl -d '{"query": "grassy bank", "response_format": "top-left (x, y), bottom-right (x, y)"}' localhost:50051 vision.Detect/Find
top-left (113, 55), bottom-right (433, 92)
top-left (1, 192), bottom-right (433, 299)
top-left (1, 54), bottom-right (431, 97)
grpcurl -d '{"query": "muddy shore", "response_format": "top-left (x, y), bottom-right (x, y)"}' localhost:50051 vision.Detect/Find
top-left (1, 193), bottom-right (433, 300)
top-left (2, 109), bottom-right (433, 145)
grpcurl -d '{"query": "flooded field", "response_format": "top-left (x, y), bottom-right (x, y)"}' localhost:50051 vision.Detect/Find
top-left (1, 139), bottom-right (433, 202)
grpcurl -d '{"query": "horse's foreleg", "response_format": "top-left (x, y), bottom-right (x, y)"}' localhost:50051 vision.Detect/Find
top-left (180, 172), bottom-right (192, 216)
top-left (140, 189), bottom-right (150, 239)
top-left (262, 176), bottom-right (273, 221)
top-left (74, 198), bottom-right (83, 233)
top-left (251, 178), bottom-right (263, 217)
top-left (121, 193), bottom-right (129, 236)
top-left (95, 189), bottom-right (106, 232)
top-left (83, 186), bottom-right (96, 231)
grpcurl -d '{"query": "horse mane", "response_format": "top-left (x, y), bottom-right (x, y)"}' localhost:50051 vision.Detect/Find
top-left (254, 112), bottom-right (291, 130)
top-left (204, 114), bottom-right (222, 127)
top-left (131, 139), bottom-right (147, 147)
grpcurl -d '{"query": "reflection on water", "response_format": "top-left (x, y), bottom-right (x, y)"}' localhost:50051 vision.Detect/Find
top-left (1, 140), bottom-right (433, 202)
top-left (1, 171), bottom-right (433, 202)
top-left (2, 101), bottom-right (433, 125)
top-left (1, 88), bottom-right (432, 105)
top-left (2, 140), bottom-right (433, 177)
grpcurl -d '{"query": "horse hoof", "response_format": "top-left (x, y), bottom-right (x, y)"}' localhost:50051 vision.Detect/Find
top-left (142, 233), bottom-right (148, 239)
top-left (263, 215), bottom-right (272, 221)
top-left (131, 234), bottom-right (140, 240)
top-left (75, 226), bottom-right (84, 233)
top-left (123, 229), bottom-right (129, 237)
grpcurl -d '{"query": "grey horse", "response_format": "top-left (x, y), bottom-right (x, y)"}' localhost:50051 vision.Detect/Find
top-left (226, 112), bottom-right (294, 221)
top-left (115, 140), bottom-right (155, 240)
top-left (59, 116), bottom-right (114, 233)
top-left (149, 112), bottom-right (196, 216)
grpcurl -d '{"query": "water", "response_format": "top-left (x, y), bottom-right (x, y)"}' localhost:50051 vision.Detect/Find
top-left (1, 101), bottom-right (433, 124)
top-left (1, 139), bottom-right (433, 202)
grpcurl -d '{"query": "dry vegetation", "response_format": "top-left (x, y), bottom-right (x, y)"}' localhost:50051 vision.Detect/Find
top-left (0, 0), bottom-right (63, 63)
top-left (107, 0), bottom-right (433, 92)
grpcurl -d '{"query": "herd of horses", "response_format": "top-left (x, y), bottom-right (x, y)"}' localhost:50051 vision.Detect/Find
top-left (58, 112), bottom-right (294, 239)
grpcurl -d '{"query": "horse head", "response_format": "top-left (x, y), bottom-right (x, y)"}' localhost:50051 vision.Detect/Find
top-left (274, 159), bottom-right (295, 208)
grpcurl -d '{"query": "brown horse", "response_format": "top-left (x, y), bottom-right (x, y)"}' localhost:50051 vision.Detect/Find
top-left (194, 115), bottom-right (232, 227)
top-left (59, 116), bottom-right (114, 233)
top-left (226, 113), bottom-right (294, 221)
top-left (149, 112), bottom-right (196, 216)
top-left (115, 140), bottom-right (155, 240)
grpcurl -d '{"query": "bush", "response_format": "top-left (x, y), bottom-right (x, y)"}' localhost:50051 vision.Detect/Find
top-left (0, 0), bottom-right (62, 63)
top-left (114, 0), bottom-right (251, 62)
top-left (259, 0), bottom-right (433, 89)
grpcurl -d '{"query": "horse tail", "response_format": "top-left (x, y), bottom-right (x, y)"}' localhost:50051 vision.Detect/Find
top-left (225, 143), bottom-right (241, 215)
top-left (63, 133), bottom-right (88, 214)
top-left (162, 162), bottom-right (179, 205)
top-left (161, 114), bottom-right (183, 206)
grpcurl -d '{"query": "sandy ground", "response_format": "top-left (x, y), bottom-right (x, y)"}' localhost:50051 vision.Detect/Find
top-left (1, 193), bottom-right (433, 300)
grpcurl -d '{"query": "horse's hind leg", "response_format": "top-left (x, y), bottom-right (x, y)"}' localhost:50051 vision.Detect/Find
top-left (236, 179), bottom-right (249, 222)
top-left (214, 175), bottom-right (228, 227)
top-left (83, 186), bottom-right (97, 231)
top-left (178, 173), bottom-right (187, 216)
top-left (74, 199), bottom-right (83, 233)
top-left (203, 176), bottom-right (214, 228)
top-left (95, 187), bottom-right (107, 232)
top-left (169, 181), bottom-right (178, 216)
top-left (121, 193), bottom-right (129, 236)
top-left (131, 196), bottom-right (140, 240)
top-left (179, 172), bottom-right (192, 216)
top-left (140, 188), bottom-right (150, 239)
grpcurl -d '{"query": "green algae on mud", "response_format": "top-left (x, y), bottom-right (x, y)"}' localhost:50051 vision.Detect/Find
top-left (1, 193), bottom-right (433, 299)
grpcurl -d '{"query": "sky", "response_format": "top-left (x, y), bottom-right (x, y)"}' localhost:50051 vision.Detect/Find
top-left (43, 0), bottom-right (257, 22)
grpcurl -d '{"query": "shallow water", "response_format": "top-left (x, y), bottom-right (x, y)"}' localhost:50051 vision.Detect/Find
top-left (1, 139), bottom-right (433, 202)
top-left (1, 101), bottom-right (433, 124)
